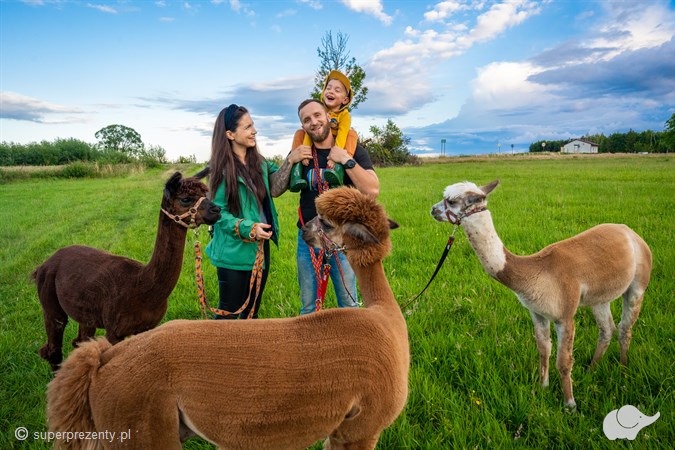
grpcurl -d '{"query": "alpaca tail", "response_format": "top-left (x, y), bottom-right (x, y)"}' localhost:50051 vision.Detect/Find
top-left (46, 338), bottom-right (112, 450)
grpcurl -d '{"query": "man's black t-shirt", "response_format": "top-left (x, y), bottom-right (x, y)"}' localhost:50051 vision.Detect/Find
top-left (297, 144), bottom-right (375, 228)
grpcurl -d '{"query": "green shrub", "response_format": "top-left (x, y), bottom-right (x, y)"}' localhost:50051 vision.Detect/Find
top-left (59, 162), bottom-right (98, 178)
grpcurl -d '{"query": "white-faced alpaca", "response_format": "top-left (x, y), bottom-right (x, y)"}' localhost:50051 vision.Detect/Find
top-left (431, 180), bottom-right (651, 408)
top-left (46, 186), bottom-right (408, 450)
top-left (33, 172), bottom-right (221, 371)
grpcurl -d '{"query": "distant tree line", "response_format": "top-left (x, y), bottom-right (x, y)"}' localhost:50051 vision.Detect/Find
top-left (0, 125), bottom-right (168, 167)
top-left (530, 113), bottom-right (675, 153)
top-left (362, 119), bottom-right (420, 166)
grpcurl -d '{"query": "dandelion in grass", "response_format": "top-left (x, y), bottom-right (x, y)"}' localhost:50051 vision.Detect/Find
top-left (470, 390), bottom-right (482, 407)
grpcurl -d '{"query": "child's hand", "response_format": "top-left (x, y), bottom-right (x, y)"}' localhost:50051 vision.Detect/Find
top-left (328, 145), bottom-right (349, 168)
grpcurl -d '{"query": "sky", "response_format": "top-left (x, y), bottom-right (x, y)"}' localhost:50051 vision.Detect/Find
top-left (1, 0), bottom-right (674, 161)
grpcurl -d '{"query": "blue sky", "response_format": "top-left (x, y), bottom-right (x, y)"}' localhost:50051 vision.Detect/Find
top-left (1, 0), bottom-right (674, 160)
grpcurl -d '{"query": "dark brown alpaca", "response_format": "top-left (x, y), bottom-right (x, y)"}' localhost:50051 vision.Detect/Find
top-left (33, 172), bottom-right (221, 371)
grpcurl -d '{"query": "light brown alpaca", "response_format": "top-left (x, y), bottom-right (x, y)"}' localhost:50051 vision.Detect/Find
top-left (46, 186), bottom-right (409, 450)
top-left (431, 180), bottom-right (652, 408)
top-left (33, 172), bottom-right (221, 371)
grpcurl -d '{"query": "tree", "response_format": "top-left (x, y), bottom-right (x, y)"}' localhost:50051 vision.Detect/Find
top-left (95, 124), bottom-right (144, 156)
top-left (362, 119), bottom-right (418, 166)
top-left (311, 31), bottom-right (368, 111)
top-left (663, 113), bottom-right (675, 151)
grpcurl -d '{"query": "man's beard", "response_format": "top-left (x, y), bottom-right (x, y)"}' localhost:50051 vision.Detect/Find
top-left (306, 123), bottom-right (330, 143)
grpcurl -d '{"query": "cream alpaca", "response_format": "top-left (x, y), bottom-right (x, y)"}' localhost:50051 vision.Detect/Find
top-left (431, 180), bottom-right (652, 408)
top-left (46, 186), bottom-right (409, 450)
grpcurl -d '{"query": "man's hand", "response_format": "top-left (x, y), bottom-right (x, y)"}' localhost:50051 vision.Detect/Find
top-left (328, 145), bottom-right (350, 166)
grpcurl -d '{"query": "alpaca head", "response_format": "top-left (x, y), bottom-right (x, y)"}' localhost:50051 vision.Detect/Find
top-left (430, 180), bottom-right (499, 224)
top-left (302, 187), bottom-right (399, 267)
top-left (163, 172), bottom-right (221, 227)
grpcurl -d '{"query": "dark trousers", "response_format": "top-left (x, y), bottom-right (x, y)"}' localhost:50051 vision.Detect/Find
top-left (214, 241), bottom-right (270, 320)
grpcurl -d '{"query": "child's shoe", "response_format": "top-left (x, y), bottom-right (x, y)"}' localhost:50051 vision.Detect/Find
top-left (289, 162), bottom-right (308, 192)
top-left (324, 163), bottom-right (345, 187)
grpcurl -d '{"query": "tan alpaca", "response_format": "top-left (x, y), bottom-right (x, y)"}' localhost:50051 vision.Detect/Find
top-left (431, 180), bottom-right (652, 408)
top-left (46, 186), bottom-right (409, 450)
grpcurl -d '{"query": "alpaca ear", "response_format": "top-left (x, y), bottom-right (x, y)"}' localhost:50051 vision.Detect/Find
top-left (164, 172), bottom-right (183, 200)
top-left (193, 166), bottom-right (210, 180)
top-left (344, 223), bottom-right (380, 244)
top-left (388, 218), bottom-right (400, 230)
top-left (480, 179), bottom-right (500, 196)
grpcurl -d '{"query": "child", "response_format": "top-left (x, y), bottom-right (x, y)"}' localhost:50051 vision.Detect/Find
top-left (289, 70), bottom-right (358, 192)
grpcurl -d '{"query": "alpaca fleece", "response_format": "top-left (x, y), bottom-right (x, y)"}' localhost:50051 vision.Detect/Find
top-left (47, 187), bottom-right (409, 450)
top-left (33, 172), bottom-right (220, 371)
top-left (431, 180), bottom-right (652, 407)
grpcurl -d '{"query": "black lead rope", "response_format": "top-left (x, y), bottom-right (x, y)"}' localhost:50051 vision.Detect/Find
top-left (401, 227), bottom-right (458, 312)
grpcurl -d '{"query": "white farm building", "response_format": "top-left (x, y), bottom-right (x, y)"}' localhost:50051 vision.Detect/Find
top-left (561, 139), bottom-right (599, 154)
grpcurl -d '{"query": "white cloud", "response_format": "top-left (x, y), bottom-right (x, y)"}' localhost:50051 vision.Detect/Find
top-left (228, 0), bottom-right (255, 16)
top-left (364, 1), bottom-right (542, 115)
top-left (86, 3), bottom-right (118, 14)
top-left (0, 92), bottom-right (85, 123)
top-left (466, 0), bottom-right (541, 46)
top-left (298, 0), bottom-right (322, 10)
top-left (588, 1), bottom-right (674, 59)
top-left (340, 0), bottom-right (392, 25)
top-left (276, 9), bottom-right (297, 18)
top-left (403, 1), bottom-right (675, 154)
top-left (471, 61), bottom-right (551, 109)
top-left (424, 1), bottom-right (467, 23)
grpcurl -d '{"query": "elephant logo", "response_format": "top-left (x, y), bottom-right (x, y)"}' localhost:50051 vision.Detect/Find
top-left (603, 405), bottom-right (660, 440)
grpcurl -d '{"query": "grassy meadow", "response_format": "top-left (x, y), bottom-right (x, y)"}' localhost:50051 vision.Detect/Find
top-left (1, 155), bottom-right (673, 449)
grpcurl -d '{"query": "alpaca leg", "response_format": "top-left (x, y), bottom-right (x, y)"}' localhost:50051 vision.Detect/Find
top-left (530, 311), bottom-right (551, 387)
top-left (40, 313), bottom-right (68, 372)
top-left (324, 434), bottom-right (379, 450)
top-left (37, 280), bottom-right (69, 371)
top-left (554, 319), bottom-right (576, 408)
top-left (72, 325), bottom-right (96, 348)
top-left (590, 303), bottom-right (616, 367)
top-left (618, 287), bottom-right (645, 365)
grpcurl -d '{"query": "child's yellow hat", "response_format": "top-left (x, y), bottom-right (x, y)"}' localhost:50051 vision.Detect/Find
top-left (323, 70), bottom-right (352, 109)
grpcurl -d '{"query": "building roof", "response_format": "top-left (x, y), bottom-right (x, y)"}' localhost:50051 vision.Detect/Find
top-left (566, 139), bottom-right (599, 146)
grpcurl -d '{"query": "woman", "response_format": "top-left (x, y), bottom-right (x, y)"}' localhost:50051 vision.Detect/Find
top-left (205, 104), bottom-right (303, 319)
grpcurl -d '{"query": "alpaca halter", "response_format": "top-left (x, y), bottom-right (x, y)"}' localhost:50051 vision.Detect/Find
top-left (161, 196), bottom-right (207, 229)
top-left (444, 200), bottom-right (487, 225)
top-left (317, 228), bottom-right (348, 254)
top-left (311, 226), bottom-right (357, 310)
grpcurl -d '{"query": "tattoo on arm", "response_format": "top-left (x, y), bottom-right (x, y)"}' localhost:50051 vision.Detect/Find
top-left (269, 158), bottom-right (293, 197)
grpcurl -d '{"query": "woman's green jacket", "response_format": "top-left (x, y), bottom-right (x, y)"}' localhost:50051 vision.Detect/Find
top-left (206, 160), bottom-right (279, 270)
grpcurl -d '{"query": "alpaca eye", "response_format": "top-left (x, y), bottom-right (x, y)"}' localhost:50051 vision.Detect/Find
top-left (319, 219), bottom-right (333, 230)
top-left (180, 198), bottom-right (192, 206)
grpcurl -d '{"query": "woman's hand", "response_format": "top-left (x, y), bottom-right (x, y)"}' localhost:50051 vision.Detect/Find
top-left (251, 223), bottom-right (273, 240)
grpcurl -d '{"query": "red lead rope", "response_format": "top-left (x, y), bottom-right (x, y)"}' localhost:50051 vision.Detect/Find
top-left (302, 147), bottom-right (331, 312)
top-left (194, 238), bottom-right (264, 319)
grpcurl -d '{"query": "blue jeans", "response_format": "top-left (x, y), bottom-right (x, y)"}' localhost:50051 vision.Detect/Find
top-left (297, 229), bottom-right (358, 315)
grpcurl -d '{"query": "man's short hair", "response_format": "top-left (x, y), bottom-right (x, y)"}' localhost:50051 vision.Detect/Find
top-left (297, 98), bottom-right (325, 117)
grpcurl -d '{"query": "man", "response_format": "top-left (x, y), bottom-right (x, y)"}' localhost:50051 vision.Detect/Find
top-left (272, 98), bottom-right (379, 314)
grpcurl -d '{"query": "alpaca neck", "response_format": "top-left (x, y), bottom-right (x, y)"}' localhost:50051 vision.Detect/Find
top-left (140, 212), bottom-right (187, 303)
top-left (461, 211), bottom-right (510, 280)
top-left (351, 262), bottom-right (398, 312)
top-left (461, 211), bottom-right (537, 294)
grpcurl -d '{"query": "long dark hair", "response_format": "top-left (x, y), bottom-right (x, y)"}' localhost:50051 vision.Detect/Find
top-left (209, 104), bottom-right (266, 217)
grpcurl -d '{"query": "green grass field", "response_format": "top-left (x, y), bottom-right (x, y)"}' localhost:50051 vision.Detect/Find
top-left (1, 155), bottom-right (673, 449)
